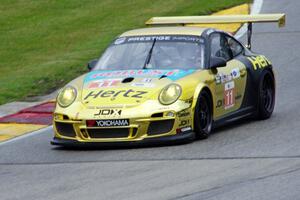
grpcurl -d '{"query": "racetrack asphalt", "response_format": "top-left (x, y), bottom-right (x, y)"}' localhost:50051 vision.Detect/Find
top-left (1, 0), bottom-right (300, 199)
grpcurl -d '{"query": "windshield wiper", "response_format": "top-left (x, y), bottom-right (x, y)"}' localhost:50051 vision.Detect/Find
top-left (143, 38), bottom-right (157, 69)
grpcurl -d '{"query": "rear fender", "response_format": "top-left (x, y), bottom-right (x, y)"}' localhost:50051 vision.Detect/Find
top-left (238, 54), bottom-right (274, 108)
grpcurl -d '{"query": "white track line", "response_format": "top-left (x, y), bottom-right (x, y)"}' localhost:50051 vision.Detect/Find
top-left (0, 125), bottom-right (53, 147)
top-left (235, 0), bottom-right (264, 38)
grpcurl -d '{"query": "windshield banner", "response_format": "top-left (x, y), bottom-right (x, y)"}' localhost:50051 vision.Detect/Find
top-left (84, 69), bottom-right (196, 84)
top-left (113, 35), bottom-right (204, 45)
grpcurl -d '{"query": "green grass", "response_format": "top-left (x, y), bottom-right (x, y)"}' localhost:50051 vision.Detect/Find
top-left (0, 0), bottom-right (251, 104)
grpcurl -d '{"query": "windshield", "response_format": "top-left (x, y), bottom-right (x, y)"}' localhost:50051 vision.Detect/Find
top-left (94, 35), bottom-right (205, 70)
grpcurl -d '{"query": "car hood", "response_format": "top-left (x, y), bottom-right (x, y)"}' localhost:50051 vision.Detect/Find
top-left (80, 69), bottom-right (196, 107)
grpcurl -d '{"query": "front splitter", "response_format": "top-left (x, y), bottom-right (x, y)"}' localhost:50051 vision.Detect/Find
top-left (51, 131), bottom-right (195, 148)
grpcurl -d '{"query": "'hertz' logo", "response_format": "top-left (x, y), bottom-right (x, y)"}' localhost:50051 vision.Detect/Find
top-left (247, 55), bottom-right (271, 70)
top-left (84, 89), bottom-right (147, 100)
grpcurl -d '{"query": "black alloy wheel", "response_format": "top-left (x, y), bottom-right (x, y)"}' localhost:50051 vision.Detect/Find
top-left (258, 70), bottom-right (275, 119)
top-left (194, 90), bottom-right (213, 139)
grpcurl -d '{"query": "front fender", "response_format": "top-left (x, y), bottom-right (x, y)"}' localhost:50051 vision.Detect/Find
top-left (191, 83), bottom-right (211, 110)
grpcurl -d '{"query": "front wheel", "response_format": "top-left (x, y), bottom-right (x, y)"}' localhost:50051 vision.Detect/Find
top-left (257, 70), bottom-right (275, 119)
top-left (194, 90), bottom-right (213, 139)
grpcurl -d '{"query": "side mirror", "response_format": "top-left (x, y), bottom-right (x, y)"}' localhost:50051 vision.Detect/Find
top-left (87, 59), bottom-right (98, 71)
top-left (210, 56), bottom-right (227, 68)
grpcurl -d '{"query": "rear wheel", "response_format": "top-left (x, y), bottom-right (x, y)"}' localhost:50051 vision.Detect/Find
top-left (194, 90), bottom-right (213, 139)
top-left (257, 70), bottom-right (275, 119)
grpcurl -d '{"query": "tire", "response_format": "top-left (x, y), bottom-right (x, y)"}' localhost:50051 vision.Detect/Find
top-left (194, 90), bottom-right (213, 139)
top-left (257, 70), bottom-right (275, 120)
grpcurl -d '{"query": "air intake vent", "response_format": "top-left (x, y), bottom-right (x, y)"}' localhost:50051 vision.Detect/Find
top-left (151, 113), bottom-right (163, 118)
top-left (159, 75), bottom-right (168, 79)
top-left (87, 128), bottom-right (130, 138)
top-left (147, 119), bottom-right (174, 135)
top-left (122, 77), bottom-right (134, 83)
top-left (55, 122), bottom-right (76, 138)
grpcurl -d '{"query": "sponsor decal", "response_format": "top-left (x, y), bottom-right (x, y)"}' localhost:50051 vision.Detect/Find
top-left (231, 68), bottom-right (240, 79)
top-left (94, 109), bottom-right (122, 116)
top-left (216, 94), bottom-right (242, 109)
top-left (179, 119), bottom-right (190, 127)
top-left (247, 55), bottom-right (271, 70)
top-left (215, 67), bottom-right (242, 85)
top-left (87, 79), bottom-right (121, 89)
top-left (124, 35), bottom-right (204, 44)
top-left (184, 98), bottom-right (193, 105)
top-left (128, 36), bottom-right (171, 42)
top-left (223, 74), bottom-right (232, 83)
top-left (181, 126), bottom-right (192, 132)
top-left (215, 73), bottom-right (233, 84)
top-left (171, 36), bottom-right (204, 43)
top-left (215, 74), bottom-right (222, 84)
top-left (84, 69), bottom-right (195, 83)
top-left (131, 82), bottom-right (154, 87)
top-left (178, 110), bottom-right (190, 118)
top-left (216, 99), bottom-right (223, 108)
top-left (176, 126), bottom-right (192, 133)
top-left (86, 119), bottom-right (129, 127)
top-left (158, 106), bottom-right (171, 110)
top-left (84, 89), bottom-right (148, 100)
top-left (224, 81), bottom-right (235, 109)
top-left (142, 78), bottom-right (152, 83)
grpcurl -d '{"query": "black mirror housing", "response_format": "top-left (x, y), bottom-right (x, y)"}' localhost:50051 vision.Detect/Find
top-left (87, 59), bottom-right (98, 71)
top-left (210, 56), bottom-right (227, 68)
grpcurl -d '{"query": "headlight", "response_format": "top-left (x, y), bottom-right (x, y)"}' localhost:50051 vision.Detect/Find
top-left (159, 84), bottom-right (182, 105)
top-left (57, 86), bottom-right (77, 108)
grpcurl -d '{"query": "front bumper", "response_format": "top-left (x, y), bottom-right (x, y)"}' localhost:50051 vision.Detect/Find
top-left (52, 109), bottom-right (194, 147)
top-left (51, 130), bottom-right (195, 147)
top-left (52, 98), bottom-right (194, 147)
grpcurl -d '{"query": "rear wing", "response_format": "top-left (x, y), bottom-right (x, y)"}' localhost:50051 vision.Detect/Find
top-left (145, 14), bottom-right (286, 49)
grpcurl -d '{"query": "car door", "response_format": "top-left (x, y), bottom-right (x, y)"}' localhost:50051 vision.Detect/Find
top-left (209, 33), bottom-right (247, 119)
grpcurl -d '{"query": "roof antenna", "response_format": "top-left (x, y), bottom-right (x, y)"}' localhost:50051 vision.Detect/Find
top-left (247, 22), bottom-right (252, 50)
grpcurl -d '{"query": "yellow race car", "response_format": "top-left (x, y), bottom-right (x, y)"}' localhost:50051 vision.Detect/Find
top-left (51, 14), bottom-right (285, 147)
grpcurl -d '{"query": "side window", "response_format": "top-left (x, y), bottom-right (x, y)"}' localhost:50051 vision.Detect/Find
top-left (210, 33), bottom-right (233, 62)
top-left (226, 36), bottom-right (243, 57)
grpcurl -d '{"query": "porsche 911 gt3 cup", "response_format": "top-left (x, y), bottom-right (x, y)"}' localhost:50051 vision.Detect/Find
top-left (51, 14), bottom-right (285, 147)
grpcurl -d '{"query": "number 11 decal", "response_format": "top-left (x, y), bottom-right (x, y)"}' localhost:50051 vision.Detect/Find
top-left (224, 81), bottom-right (235, 109)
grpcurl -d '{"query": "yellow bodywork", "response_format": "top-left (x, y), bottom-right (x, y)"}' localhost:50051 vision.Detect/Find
top-left (53, 26), bottom-right (248, 143)
top-left (52, 12), bottom-right (284, 144)
top-left (120, 26), bottom-right (206, 37)
top-left (53, 65), bottom-right (247, 143)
